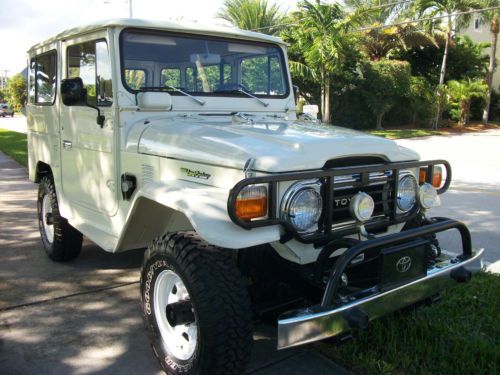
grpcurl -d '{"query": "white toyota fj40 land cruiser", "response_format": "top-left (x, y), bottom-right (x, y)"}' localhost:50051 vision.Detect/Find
top-left (27, 19), bottom-right (483, 375)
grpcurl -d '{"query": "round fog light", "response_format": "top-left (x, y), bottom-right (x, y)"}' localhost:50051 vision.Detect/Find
top-left (418, 183), bottom-right (440, 209)
top-left (349, 192), bottom-right (375, 222)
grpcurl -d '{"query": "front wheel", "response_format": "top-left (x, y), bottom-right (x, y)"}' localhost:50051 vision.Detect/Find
top-left (141, 232), bottom-right (253, 375)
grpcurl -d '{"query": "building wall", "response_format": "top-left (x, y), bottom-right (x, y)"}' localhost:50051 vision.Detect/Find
top-left (459, 13), bottom-right (499, 91)
top-left (0, 76), bottom-right (8, 90)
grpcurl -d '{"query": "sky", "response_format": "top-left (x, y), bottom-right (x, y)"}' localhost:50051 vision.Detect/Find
top-left (0, 0), bottom-right (301, 77)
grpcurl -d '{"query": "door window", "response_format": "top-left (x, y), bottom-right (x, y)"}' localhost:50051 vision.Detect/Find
top-left (161, 68), bottom-right (181, 87)
top-left (125, 69), bottom-right (147, 89)
top-left (67, 40), bottom-right (113, 106)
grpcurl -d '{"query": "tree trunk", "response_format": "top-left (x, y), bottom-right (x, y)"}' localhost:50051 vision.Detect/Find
top-left (459, 100), bottom-right (467, 127)
top-left (323, 76), bottom-right (331, 124)
top-left (376, 113), bottom-right (384, 130)
top-left (320, 69), bottom-right (326, 123)
top-left (412, 111), bottom-right (417, 127)
top-left (482, 16), bottom-right (499, 124)
top-left (433, 23), bottom-right (452, 130)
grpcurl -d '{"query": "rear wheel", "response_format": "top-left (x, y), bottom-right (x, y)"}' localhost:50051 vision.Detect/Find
top-left (37, 176), bottom-right (82, 261)
top-left (141, 232), bottom-right (253, 375)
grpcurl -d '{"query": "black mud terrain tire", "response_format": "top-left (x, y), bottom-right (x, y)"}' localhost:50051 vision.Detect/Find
top-left (37, 175), bottom-right (83, 261)
top-left (141, 232), bottom-right (253, 375)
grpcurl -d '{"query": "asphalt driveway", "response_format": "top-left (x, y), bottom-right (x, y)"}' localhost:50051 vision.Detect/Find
top-left (0, 150), bottom-right (347, 374)
top-left (396, 129), bottom-right (500, 269)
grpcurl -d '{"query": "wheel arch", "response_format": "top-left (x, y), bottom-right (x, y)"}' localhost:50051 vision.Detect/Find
top-left (116, 197), bottom-right (194, 252)
top-left (115, 181), bottom-right (281, 252)
top-left (34, 161), bottom-right (52, 183)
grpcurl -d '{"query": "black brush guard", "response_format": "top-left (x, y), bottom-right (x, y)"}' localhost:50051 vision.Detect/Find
top-left (228, 159), bottom-right (452, 244)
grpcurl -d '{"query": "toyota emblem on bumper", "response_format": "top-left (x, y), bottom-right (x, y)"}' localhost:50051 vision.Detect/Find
top-left (396, 256), bottom-right (412, 273)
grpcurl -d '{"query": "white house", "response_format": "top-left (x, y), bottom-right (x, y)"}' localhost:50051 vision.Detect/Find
top-left (459, 12), bottom-right (499, 91)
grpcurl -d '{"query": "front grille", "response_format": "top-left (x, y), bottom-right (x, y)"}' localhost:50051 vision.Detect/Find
top-left (328, 170), bottom-right (395, 229)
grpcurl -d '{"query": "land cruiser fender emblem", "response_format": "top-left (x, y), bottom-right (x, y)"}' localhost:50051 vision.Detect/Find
top-left (180, 167), bottom-right (211, 180)
top-left (396, 256), bottom-right (412, 273)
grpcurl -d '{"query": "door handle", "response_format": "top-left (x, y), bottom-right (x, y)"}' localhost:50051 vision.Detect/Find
top-left (63, 140), bottom-right (72, 150)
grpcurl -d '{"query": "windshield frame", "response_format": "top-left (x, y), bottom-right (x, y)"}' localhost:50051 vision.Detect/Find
top-left (119, 28), bottom-right (290, 99)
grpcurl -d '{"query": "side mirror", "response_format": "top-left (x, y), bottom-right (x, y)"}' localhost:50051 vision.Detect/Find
top-left (61, 77), bottom-right (85, 106)
top-left (60, 77), bottom-right (105, 128)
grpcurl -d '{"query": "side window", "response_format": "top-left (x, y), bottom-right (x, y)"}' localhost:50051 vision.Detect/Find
top-left (241, 56), bottom-right (268, 94)
top-left (29, 51), bottom-right (57, 105)
top-left (240, 55), bottom-right (285, 95)
top-left (269, 56), bottom-right (284, 95)
top-left (161, 68), bottom-right (181, 87)
top-left (96, 41), bottom-right (113, 106)
top-left (67, 40), bottom-right (113, 106)
top-left (185, 64), bottom-right (231, 92)
top-left (125, 69), bottom-right (146, 89)
top-left (28, 59), bottom-right (36, 104)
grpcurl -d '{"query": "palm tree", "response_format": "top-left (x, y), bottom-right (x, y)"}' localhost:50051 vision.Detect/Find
top-left (447, 78), bottom-right (487, 126)
top-left (284, 0), bottom-right (359, 123)
top-left (476, 2), bottom-right (499, 124)
top-left (415, 0), bottom-right (482, 129)
top-left (345, 0), bottom-right (437, 61)
top-left (217, 0), bottom-right (284, 35)
top-left (360, 23), bottom-right (438, 61)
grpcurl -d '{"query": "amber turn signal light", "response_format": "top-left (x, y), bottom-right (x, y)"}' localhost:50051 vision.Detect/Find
top-left (419, 166), bottom-right (442, 188)
top-left (235, 185), bottom-right (268, 220)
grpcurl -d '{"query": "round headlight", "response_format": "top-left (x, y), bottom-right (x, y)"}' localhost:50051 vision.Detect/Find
top-left (397, 174), bottom-right (417, 212)
top-left (281, 181), bottom-right (323, 232)
top-left (349, 192), bottom-right (375, 222)
top-left (418, 183), bottom-right (440, 209)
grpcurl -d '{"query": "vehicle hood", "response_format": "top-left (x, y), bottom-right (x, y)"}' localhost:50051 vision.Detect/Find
top-left (134, 118), bottom-right (420, 172)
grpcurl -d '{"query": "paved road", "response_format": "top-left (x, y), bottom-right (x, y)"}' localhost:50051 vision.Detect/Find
top-left (397, 129), bottom-right (500, 269)
top-left (0, 150), bottom-right (348, 374)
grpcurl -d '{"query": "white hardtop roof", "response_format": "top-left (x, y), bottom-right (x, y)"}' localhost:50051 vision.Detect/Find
top-left (28, 18), bottom-right (286, 51)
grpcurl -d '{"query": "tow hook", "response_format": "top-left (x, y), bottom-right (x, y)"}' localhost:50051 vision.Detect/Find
top-left (450, 266), bottom-right (472, 283)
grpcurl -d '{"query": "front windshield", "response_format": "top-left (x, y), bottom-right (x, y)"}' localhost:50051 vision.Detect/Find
top-left (121, 29), bottom-right (289, 98)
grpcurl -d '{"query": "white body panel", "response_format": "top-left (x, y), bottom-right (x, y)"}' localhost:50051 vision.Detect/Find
top-left (26, 19), bottom-right (421, 264)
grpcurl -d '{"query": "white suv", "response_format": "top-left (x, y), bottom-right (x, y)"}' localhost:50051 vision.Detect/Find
top-left (27, 19), bottom-right (483, 375)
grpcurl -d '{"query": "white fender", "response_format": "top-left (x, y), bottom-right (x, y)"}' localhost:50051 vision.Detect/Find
top-left (117, 180), bottom-right (281, 250)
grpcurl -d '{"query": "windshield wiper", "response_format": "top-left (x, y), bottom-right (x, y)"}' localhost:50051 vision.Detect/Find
top-left (220, 89), bottom-right (269, 107)
top-left (139, 86), bottom-right (205, 106)
top-left (163, 85), bottom-right (205, 106)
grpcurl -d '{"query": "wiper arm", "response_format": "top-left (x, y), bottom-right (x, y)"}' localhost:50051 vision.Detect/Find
top-left (139, 86), bottom-right (205, 106)
top-left (222, 89), bottom-right (269, 107)
top-left (163, 85), bottom-right (205, 106)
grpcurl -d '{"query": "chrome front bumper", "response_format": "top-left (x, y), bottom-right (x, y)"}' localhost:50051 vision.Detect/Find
top-left (277, 220), bottom-right (484, 350)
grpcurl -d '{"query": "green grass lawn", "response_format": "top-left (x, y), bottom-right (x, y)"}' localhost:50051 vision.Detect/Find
top-left (317, 272), bottom-right (500, 375)
top-left (368, 129), bottom-right (444, 139)
top-left (0, 129), bottom-right (28, 167)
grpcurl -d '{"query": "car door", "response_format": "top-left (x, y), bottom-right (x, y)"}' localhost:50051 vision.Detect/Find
top-left (59, 37), bottom-right (117, 216)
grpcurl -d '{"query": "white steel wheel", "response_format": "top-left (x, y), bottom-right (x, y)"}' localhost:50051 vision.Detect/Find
top-left (153, 269), bottom-right (198, 361)
top-left (41, 194), bottom-right (54, 244)
top-left (141, 232), bottom-right (253, 375)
